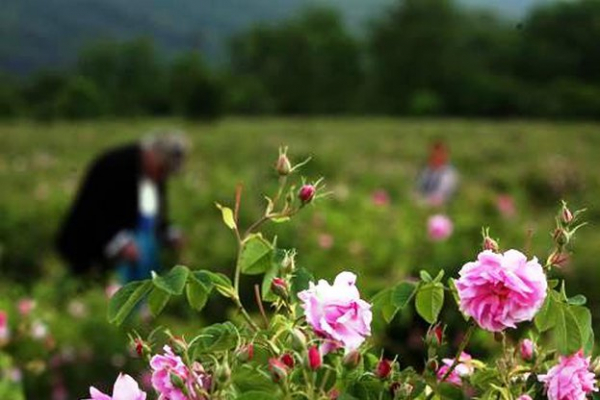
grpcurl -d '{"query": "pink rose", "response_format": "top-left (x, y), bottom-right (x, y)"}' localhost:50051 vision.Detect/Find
top-left (517, 396), bottom-right (532, 400)
top-left (496, 194), bottom-right (516, 218)
top-left (539, 350), bottom-right (598, 400)
top-left (455, 250), bottom-right (547, 332)
top-left (436, 352), bottom-right (474, 386)
top-left (17, 298), bottom-right (35, 316)
top-left (150, 346), bottom-right (209, 400)
top-left (371, 189), bottom-right (390, 207)
top-left (520, 339), bottom-right (534, 361)
top-left (427, 215), bottom-right (453, 241)
top-left (83, 373), bottom-right (146, 400)
top-left (0, 311), bottom-right (10, 343)
top-left (298, 272), bottom-right (372, 352)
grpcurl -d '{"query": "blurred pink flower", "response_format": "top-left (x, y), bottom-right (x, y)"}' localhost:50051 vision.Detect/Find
top-left (520, 339), bottom-right (534, 361)
top-left (0, 310), bottom-right (10, 344)
top-left (517, 395), bottom-right (532, 400)
top-left (84, 373), bottom-right (146, 400)
top-left (31, 320), bottom-right (49, 340)
top-left (496, 194), bottom-right (516, 218)
top-left (298, 272), bottom-right (372, 353)
top-left (18, 298), bottom-right (35, 316)
top-left (539, 350), bottom-right (597, 400)
top-left (427, 214), bottom-right (453, 241)
top-left (456, 250), bottom-right (547, 332)
top-left (105, 283), bottom-right (122, 299)
top-left (318, 233), bottom-right (334, 250)
top-left (371, 189), bottom-right (390, 207)
top-left (437, 352), bottom-right (474, 386)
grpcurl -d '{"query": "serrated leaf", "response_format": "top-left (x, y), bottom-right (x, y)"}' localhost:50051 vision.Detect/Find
top-left (535, 295), bottom-right (558, 332)
top-left (215, 202), bottom-right (236, 230)
top-left (239, 234), bottom-right (273, 275)
top-left (152, 265), bottom-right (189, 295)
top-left (193, 322), bottom-right (239, 355)
top-left (196, 270), bottom-right (234, 298)
top-left (570, 305), bottom-right (592, 354)
top-left (470, 369), bottom-right (500, 389)
top-left (433, 269), bottom-right (445, 283)
top-left (107, 280), bottom-right (153, 325)
top-left (291, 267), bottom-right (314, 300)
top-left (391, 281), bottom-right (417, 309)
top-left (261, 249), bottom-right (285, 302)
top-left (186, 276), bottom-right (209, 311)
top-left (372, 288), bottom-right (398, 323)
top-left (415, 282), bottom-right (444, 324)
top-left (147, 287), bottom-right (170, 317)
top-left (555, 303), bottom-right (582, 355)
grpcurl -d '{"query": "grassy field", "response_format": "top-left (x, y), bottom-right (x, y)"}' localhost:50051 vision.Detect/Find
top-left (2, 117), bottom-right (600, 396)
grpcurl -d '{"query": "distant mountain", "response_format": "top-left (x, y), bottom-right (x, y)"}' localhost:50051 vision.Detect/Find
top-left (0, 0), bottom-right (550, 75)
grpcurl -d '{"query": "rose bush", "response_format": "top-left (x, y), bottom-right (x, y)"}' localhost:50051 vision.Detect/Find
top-left (86, 150), bottom-right (597, 400)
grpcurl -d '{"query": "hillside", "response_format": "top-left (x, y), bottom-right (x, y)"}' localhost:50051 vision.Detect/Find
top-left (0, 0), bottom-right (546, 75)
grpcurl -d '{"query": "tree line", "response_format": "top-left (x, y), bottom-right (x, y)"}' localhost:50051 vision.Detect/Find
top-left (2, 0), bottom-right (600, 120)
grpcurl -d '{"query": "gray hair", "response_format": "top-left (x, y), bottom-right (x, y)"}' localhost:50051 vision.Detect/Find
top-left (142, 130), bottom-right (189, 173)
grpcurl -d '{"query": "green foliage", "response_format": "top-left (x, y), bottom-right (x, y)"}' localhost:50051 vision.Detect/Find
top-left (415, 282), bottom-right (445, 324)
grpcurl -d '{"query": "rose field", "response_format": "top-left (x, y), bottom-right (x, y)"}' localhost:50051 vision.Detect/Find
top-left (1, 118), bottom-right (600, 399)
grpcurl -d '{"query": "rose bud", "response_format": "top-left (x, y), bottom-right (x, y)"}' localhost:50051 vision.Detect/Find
top-left (290, 328), bottom-right (307, 351)
top-left (483, 236), bottom-right (499, 252)
top-left (271, 278), bottom-right (289, 299)
top-left (307, 345), bottom-right (322, 370)
top-left (269, 358), bottom-right (289, 382)
top-left (561, 204), bottom-right (574, 225)
top-left (426, 323), bottom-right (444, 347)
top-left (276, 152), bottom-right (292, 176)
top-left (376, 358), bottom-right (393, 379)
top-left (236, 344), bottom-right (254, 363)
top-left (280, 353), bottom-right (295, 369)
top-left (298, 184), bottom-right (316, 204)
top-left (520, 339), bottom-right (534, 361)
top-left (343, 350), bottom-right (362, 370)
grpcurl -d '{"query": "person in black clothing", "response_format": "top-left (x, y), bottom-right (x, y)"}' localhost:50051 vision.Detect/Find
top-left (57, 133), bottom-right (187, 282)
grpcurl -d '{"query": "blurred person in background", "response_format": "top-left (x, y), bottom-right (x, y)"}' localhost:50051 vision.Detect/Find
top-left (415, 140), bottom-right (459, 206)
top-left (56, 132), bottom-right (188, 283)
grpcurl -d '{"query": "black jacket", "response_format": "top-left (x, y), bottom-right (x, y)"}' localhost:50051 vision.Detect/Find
top-left (57, 144), bottom-right (168, 274)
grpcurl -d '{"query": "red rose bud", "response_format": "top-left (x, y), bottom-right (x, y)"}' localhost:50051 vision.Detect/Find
top-left (307, 345), bottom-right (322, 370)
top-left (280, 353), bottom-right (295, 369)
top-left (134, 338), bottom-right (144, 357)
top-left (298, 184), bottom-right (316, 204)
top-left (276, 152), bottom-right (292, 176)
top-left (236, 344), bottom-right (254, 362)
top-left (328, 389), bottom-right (340, 400)
top-left (483, 236), bottom-right (499, 252)
top-left (426, 359), bottom-right (438, 372)
top-left (343, 350), bottom-right (362, 370)
top-left (271, 277), bottom-right (289, 299)
top-left (520, 339), bottom-right (534, 361)
top-left (427, 323), bottom-right (444, 347)
top-left (376, 358), bottom-right (393, 379)
top-left (269, 358), bottom-right (289, 382)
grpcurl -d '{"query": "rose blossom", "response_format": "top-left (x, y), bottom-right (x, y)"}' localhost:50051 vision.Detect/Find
top-left (83, 373), bottom-right (146, 400)
top-left (298, 271), bottom-right (372, 353)
top-left (150, 345), bottom-right (209, 400)
top-left (539, 350), bottom-right (598, 400)
top-left (427, 215), bottom-right (453, 241)
top-left (455, 250), bottom-right (547, 332)
top-left (436, 352), bottom-right (474, 386)
top-left (517, 396), bottom-right (533, 400)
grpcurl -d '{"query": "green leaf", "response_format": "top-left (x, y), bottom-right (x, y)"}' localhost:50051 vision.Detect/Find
top-left (186, 275), bottom-right (210, 311)
top-left (438, 382), bottom-right (465, 400)
top-left (433, 269), bottom-right (445, 283)
top-left (391, 281), bottom-right (417, 309)
top-left (570, 305), bottom-right (593, 354)
top-left (236, 391), bottom-right (278, 400)
top-left (261, 249), bottom-right (285, 302)
top-left (470, 369), bottom-right (500, 389)
top-left (568, 295), bottom-right (587, 306)
top-left (107, 280), bottom-right (153, 325)
top-left (420, 270), bottom-right (433, 282)
top-left (555, 303), bottom-right (582, 355)
top-left (535, 295), bottom-right (559, 332)
top-left (196, 270), bottom-right (234, 298)
top-left (215, 202), bottom-right (236, 230)
top-left (291, 267), bottom-right (314, 300)
top-left (152, 265), bottom-right (189, 295)
top-left (238, 234), bottom-right (274, 275)
top-left (415, 282), bottom-right (444, 324)
top-left (147, 287), bottom-right (170, 317)
top-left (270, 216), bottom-right (290, 223)
top-left (192, 322), bottom-right (239, 355)
top-left (371, 288), bottom-right (398, 323)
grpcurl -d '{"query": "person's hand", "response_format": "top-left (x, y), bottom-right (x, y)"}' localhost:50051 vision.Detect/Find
top-left (119, 241), bottom-right (139, 263)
